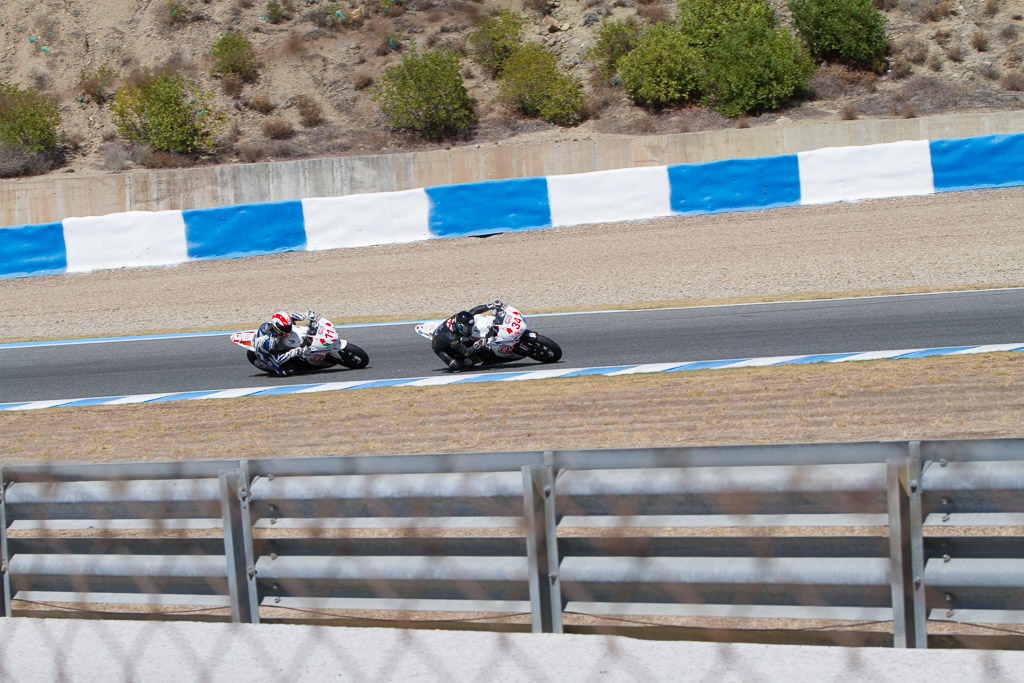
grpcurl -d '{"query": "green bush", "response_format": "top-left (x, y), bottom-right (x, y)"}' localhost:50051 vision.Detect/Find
top-left (587, 18), bottom-right (642, 80)
top-left (266, 0), bottom-right (289, 24)
top-left (788, 0), bottom-right (889, 71)
top-left (468, 10), bottom-right (525, 75)
top-left (675, 0), bottom-right (775, 51)
top-left (374, 49), bottom-right (476, 140)
top-left (700, 17), bottom-right (816, 116)
top-left (211, 31), bottom-right (259, 82)
top-left (498, 43), bottom-right (586, 126)
top-left (0, 82), bottom-right (61, 155)
top-left (616, 22), bottom-right (702, 107)
top-left (111, 73), bottom-right (222, 154)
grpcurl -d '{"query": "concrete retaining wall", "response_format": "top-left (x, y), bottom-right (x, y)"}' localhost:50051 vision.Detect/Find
top-left (3, 111), bottom-right (1024, 227)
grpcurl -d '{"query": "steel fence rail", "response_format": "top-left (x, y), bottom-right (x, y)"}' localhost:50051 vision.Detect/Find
top-left (1, 438), bottom-right (1022, 649)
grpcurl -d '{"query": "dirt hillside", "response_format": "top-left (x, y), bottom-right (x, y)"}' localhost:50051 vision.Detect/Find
top-left (3, 0), bottom-right (1024, 177)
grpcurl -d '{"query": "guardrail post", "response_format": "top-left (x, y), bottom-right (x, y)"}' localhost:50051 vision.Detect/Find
top-left (220, 463), bottom-right (260, 624)
top-left (888, 441), bottom-right (926, 648)
top-left (523, 463), bottom-right (562, 634)
top-left (0, 468), bottom-right (10, 618)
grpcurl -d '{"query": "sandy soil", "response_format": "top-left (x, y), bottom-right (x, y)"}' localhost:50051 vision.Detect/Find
top-left (0, 187), bottom-right (1021, 466)
top-left (5, 0), bottom-right (1024, 177)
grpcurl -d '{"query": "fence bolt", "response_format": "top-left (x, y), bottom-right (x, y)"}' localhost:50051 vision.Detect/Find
top-left (942, 513), bottom-right (950, 522)
top-left (543, 485), bottom-right (552, 498)
top-left (246, 566), bottom-right (256, 579)
top-left (239, 487), bottom-right (248, 501)
top-left (270, 553), bottom-right (278, 560)
top-left (549, 572), bottom-right (557, 584)
top-left (940, 459), bottom-right (948, 467)
top-left (274, 596), bottom-right (281, 604)
top-left (0, 560), bottom-right (6, 574)
top-left (909, 479), bottom-right (919, 493)
top-left (945, 593), bottom-right (954, 603)
top-left (941, 498), bottom-right (950, 505)
top-left (267, 474), bottom-right (275, 481)
top-left (946, 609), bottom-right (954, 618)
top-left (943, 554), bottom-right (951, 563)
top-left (913, 576), bottom-right (922, 589)
top-left (270, 518), bottom-right (277, 525)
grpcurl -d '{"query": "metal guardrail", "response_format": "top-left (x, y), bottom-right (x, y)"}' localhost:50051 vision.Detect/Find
top-left (1, 438), bottom-right (1022, 648)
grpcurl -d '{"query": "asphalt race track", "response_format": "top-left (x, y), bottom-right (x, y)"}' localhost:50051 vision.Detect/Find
top-left (2, 289), bottom-right (1022, 404)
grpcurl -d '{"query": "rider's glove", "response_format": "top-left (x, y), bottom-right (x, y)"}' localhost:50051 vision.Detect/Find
top-left (301, 335), bottom-right (313, 347)
top-left (304, 310), bottom-right (319, 321)
top-left (472, 339), bottom-right (485, 350)
top-left (486, 326), bottom-right (498, 339)
top-left (491, 300), bottom-right (504, 310)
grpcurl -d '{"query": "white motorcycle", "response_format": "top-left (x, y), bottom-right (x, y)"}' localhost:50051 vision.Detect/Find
top-left (230, 317), bottom-right (369, 374)
top-left (415, 306), bottom-right (562, 368)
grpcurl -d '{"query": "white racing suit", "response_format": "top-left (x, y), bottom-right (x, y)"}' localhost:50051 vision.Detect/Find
top-left (251, 312), bottom-right (318, 376)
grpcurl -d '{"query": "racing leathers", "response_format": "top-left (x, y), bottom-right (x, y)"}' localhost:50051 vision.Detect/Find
top-left (251, 311), bottom-right (319, 376)
top-left (431, 302), bottom-right (505, 372)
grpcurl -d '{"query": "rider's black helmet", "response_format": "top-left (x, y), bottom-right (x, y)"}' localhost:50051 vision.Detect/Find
top-left (454, 310), bottom-right (474, 336)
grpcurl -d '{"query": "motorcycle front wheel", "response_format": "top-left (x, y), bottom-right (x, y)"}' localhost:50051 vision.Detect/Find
top-left (332, 343), bottom-right (369, 369)
top-left (519, 334), bottom-right (562, 363)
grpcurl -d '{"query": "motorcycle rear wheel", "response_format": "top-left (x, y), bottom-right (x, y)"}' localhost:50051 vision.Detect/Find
top-left (332, 343), bottom-right (369, 369)
top-left (520, 334), bottom-right (562, 363)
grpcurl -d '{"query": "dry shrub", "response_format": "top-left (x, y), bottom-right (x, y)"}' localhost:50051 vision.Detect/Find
top-left (281, 31), bottom-right (306, 56)
top-left (890, 55), bottom-right (912, 79)
top-left (918, 0), bottom-right (952, 22)
top-left (221, 72), bottom-right (244, 97)
top-left (126, 68), bottom-right (149, 88)
top-left (927, 52), bottom-right (944, 71)
top-left (158, 51), bottom-right (195, 77)
top-left (237, 143), bottom-right (266, 162)
top-left (808, 68), bottom-right (842, 98)
top-left (101, 128), bottom-right (118, 142)
top-left (295, 95), bottom-right (325, 127)
top-left (584, 83), bottom-right (617, 118)
top-left (932, 25), bottom-right (952, 46)
top-left (99, 143), bottom-right (130, 172)
top-left (1001, 71), bottom-right (1024, 90)
top-left (999, 24), bottom-right (1019, 43)
top-left (971, 30), bottom-right (990, 52)
top-left (636, 3), bottom-right (670, 22)
top-left (735, 115), bottom-right (750, 129)
top-left (874, 0), bottom-right (898, 8)
top-left (945, 42), bottom-right (964, 62)
top-left (902, 38), bottom-right (928, 65)
top-left (247, 94), bottom-right (275, 113)
top-left (895, 101), bottom-right (918, 118)
top-left (979, 62), bottom-right (1001, 79)
top-left (840, 102), bottom-right (859, 120)
top-left (984, 0), bottom-right (999, 16)
top-left (262, 117), bottom-right (294, 139)
top-left (61, 131), bottom-right (86, 152)
top-left (267, 140), bottom-right (295, 157)
top-left (632, 116), bottom-right (657, 135)
top-left (142, 150), bottom-right (190, 168)
top-left (354, 72), bottom-right (374, 89)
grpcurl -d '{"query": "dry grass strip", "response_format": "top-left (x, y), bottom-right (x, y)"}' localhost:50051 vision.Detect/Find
top-left (4, 352), bottom-right (1020, 468)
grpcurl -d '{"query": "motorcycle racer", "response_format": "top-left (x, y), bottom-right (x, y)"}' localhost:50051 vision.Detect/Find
top-left (251, 310), bottom-right (320, 376)
top-left (432, 300), bottom-right (505, 372)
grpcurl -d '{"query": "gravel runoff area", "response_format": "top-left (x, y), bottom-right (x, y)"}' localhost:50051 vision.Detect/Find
top-left (2, 187), bottom-right (1023, 341)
